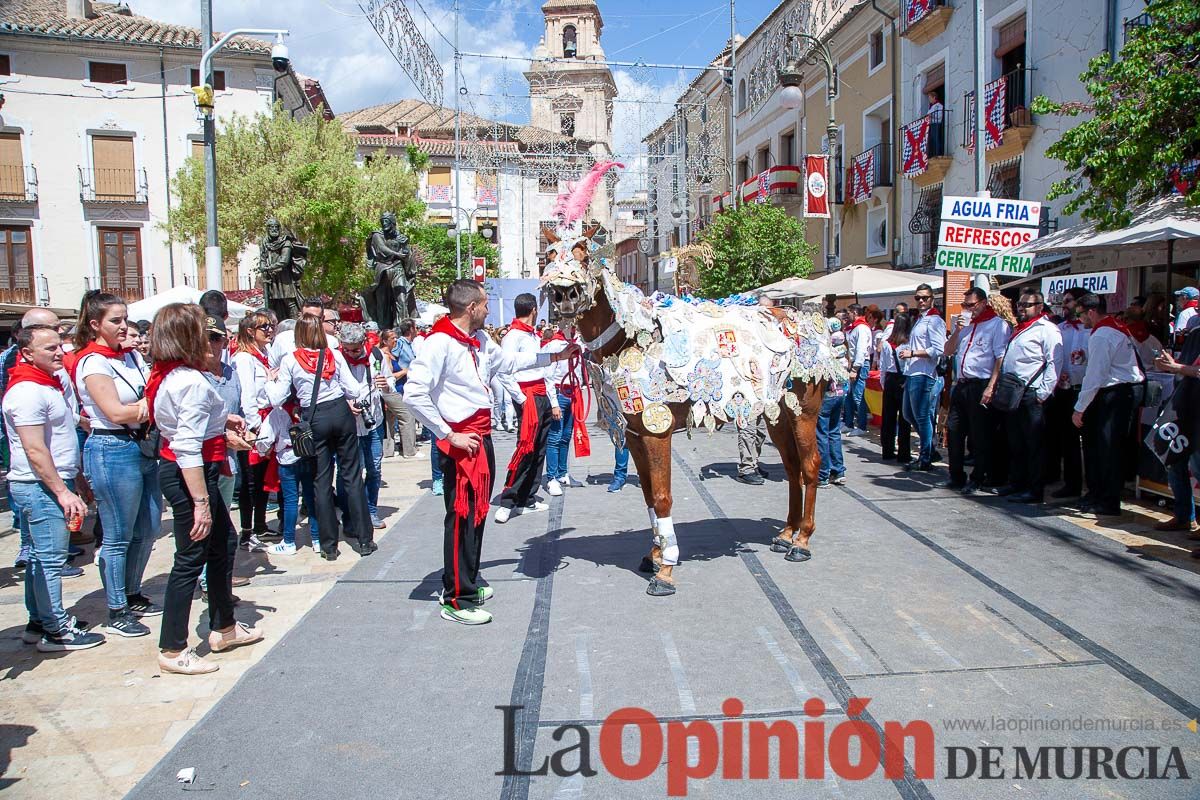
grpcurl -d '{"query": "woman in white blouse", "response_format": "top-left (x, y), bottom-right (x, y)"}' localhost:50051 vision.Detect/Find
top-left (147, 303), bottom-right (262, 675)
top-left (72, 290), bottom-right (163, 639)
top-left (265, 314), bottom-right (373, 559)
top-left (230, 312), bottom-right (275, 547)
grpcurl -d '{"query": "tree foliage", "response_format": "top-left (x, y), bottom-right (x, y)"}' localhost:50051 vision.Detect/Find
top-left (407, 222), bottom-right (499, 302)
top-left (1031, 0), bottom-right (1200, 229)
top-left (165, 105), bottom-right (424, 299)
top-left (695, 202), bottom-right (816, 297)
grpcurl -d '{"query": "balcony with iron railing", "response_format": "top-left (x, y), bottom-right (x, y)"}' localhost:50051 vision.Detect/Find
top-left (846, 144), bottom-right (892, 201)
top-left (900, 110), bottom-right (952, 185)
top-left (78, 167), bottom-right (149, 203)
top-left (84, 273), bottom-right (152, 301)
top-left (961, 68), bottom-right (1035, 158)
top-left (900, 0), bottom-right (952, 44)
top-left (1123, 12), bottom-right (1152, 42)
top-left (0, 165), bottom-right (38, 203)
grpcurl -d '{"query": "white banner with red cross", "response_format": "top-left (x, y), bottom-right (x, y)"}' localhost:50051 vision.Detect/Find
top-left (967, 75), bottom-right (1007, 152)
top-left (901, 116), bottom-right (930, 177)
top-left (847, 149), bottom-right (875, 205)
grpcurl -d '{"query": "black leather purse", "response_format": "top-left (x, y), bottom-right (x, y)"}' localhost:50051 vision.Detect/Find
top-left (289, 348), bottom-right (324, 459)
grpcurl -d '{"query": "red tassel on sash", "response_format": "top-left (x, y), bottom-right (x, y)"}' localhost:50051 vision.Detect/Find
top-left (506, 380), bottom-right (547, 478)
top-left (437, 408), bottom-right (493, 525)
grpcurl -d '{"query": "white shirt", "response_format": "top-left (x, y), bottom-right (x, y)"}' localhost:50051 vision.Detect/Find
top-left (1175, 305), bottom-right (1197, 336)
top-left (344, 350), bottom-right (386, 436)
top-left (231, 349), bottom-right (271, 425)
top-left (878, 340), bottom-right (900, 375)
top-left (268, 329), bottom-right (339, 369)
top-left (75, 350), bottom-right (146, 430)
top-left (543, 333), bottom-right (585, 397)
top-left (497, 326), bottom-right (555, 405)
top-left (1075, 323), bottom-right (1144, 413)
top-left (1001, 317), bottom-right (1062, 403)
top-left (405, 326), bottom-right (552, 440)
top-left (846, 321), bottom-right (873, 369)
top-left (265, 349), bottom-right (369, 410)
top-left (957, 314), bottom-right (1010, 380)
top-left (928, 101), bottom-right (944, 122)
top-left (904, 310), bottom-right (947, 379)
top-left (3, 370), bottom-right (79, 481)
top-left (256, 406), bottom-right (298, 466)
top-left (152, 367), bottom-right (227, 469)
top-left (1057, 320), bottom-right (1089, 388)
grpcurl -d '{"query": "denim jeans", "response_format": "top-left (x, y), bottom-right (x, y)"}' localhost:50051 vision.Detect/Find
top-left (1168, 450), bottom-right (1200, 523)
top-left (613, 446), bottom-right (629, 482)
top-left (277, 461), bottom-right (301, 546)
top-left (430, 434), bottom-right (443, 482)
top-left (360, 425), bottom-right (385, 517)
top-left (13, 497), bottom-right (29, 552)
top-left (84, 435), bottom-right (163, 610)
top-left (545, 392), bottom-right (574, 480)
top-left (10, 478), bottom-right (74, 633)
top-left (842, 368), bottom-right (869, 430)
top-left (817, 394), bottom-right (845, 482)
top-left (902, 373), bottom-right (938, 465)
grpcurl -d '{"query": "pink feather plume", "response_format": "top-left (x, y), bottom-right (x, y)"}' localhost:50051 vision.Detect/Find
top-left (553, 161), bottom-right (624, 227)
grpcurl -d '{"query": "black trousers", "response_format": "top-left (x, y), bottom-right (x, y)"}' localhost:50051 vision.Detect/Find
top-left (159, 460), bottom-right (236, 651)
top-left (501, 394), bottom-right (553, 507)
top-left (948, 378), bottom-right (1001, 485)
top-left (1082, 384), bottom-right (1136, 512)
top-left (236, 450), bottom-right (270, 534)
top-left (1004, 391), bottom-right (1047, 498)
top-left (441, 436), bottom-right (496, 608)
top-left (1044, 386), bottom-right (1083, 491)
top-left (881, 371), bottom-right (912, 461)
top-left (311, 398), bottom-right (371, 552)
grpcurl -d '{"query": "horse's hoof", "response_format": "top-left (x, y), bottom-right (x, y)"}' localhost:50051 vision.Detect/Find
top-left (646, 576), bottom-right (677, 597)
top-left (638, 556), bottom-right (662, 574)
top-left (785, 546), bottom-right (812, 563)
top-left (770, 536), bottom-right (792, 553)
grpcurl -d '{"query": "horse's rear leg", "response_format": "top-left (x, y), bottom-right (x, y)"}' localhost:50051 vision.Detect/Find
top-left (766, 409), bottom-right (805, 550)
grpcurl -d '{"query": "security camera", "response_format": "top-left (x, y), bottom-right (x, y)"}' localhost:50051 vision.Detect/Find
top-left (271, 40), bottom-right (289, 73)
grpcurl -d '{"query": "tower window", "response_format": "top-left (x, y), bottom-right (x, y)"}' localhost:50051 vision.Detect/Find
top-left (563, 25), bottom-right (577, 58)
top-left (561, 113), bottom-right (576, 137)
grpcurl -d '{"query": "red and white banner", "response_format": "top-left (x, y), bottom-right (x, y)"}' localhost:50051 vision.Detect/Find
top-left (472, 256), bottom-right (486, 282)
top-left (803, 155), bottom-right (830, 218)
top-left (967, 75), bottom-right (1007, 152)
top-left (847, 149), bottom-right (875, 205)
top-left (901, 116), bottom-right (930, 177)
top-left (739, 165), bottom-right (801, 203)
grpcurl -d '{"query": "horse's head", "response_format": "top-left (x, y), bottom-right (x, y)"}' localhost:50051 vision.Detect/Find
top-left (540, 225), bottom-right (603, 321)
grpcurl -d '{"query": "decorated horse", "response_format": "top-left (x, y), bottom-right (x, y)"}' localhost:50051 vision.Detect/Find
top-left (538, 200), bottom-right (845, 597)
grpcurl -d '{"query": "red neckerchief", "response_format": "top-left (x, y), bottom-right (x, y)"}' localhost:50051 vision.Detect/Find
top-left (70, 340), bottom-right (125, 382)
top-left (1060, 317), bottom-right (1083, 329)
top-left (432, 316), bottom-right (481, 350)
top-left (926, 307), bottom-right (941, 317)
top-left (1125, 320), bottom-right (1151, 342)
top-left (1010, 313), bottom-right (1045, 340)
top-left (294, 348), bottom-right (336, 380)
top-left (339, 345), bottom-right (371, 368)
top-left (1182, 299), bottom-right (1198, 311)
top-left (1091, 315), bottom-right (1133, 338)
top-left (845, 317), bottom-right (868, 334)
top-left (548, 331), bottom-right (567, 343)
top-left (509, 319), bottom-right (536, 335)
top-left (239, 346), bottom-right (270, 369)
top-left (963, 305), bottom-right (998, 353)
top-left (144, 359), bottom-right (186, 426)
top-left (5, 362), bottom-right (64, 396)
top-left (366, 332), bottom-right (380, 351)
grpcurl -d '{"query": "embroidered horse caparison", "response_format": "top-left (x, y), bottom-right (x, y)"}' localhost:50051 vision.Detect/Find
top-left (540, 227), bottom-right (846, 596)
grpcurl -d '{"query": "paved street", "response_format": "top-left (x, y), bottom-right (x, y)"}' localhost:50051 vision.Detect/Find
top-left (103, 425), bottom-right (1200, 800)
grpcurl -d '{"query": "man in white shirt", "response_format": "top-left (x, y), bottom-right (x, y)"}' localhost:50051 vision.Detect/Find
top-left (1172, 286), bottom-right (1199, 347)
top-left (1072, 293), bottom-right (1144, 517)
top-left (897, 284), bottom-right (946, 470)
top-left (842, 304), bottom-right (873, 435)
top-left (495, 293), bottom-right (559, 523)
top-left (268, 298), bottom-right (335, 368)
top-left (988, 291), bottom-right (1062, 504)
top-left (3, 325), bottom-right (104, 652)
top-left (405, 281), bottom-right (577, 625)
top-left (1045, 287), bottom-right (1089, 499)
top-left (943, 288), bottom-right (1009, 493)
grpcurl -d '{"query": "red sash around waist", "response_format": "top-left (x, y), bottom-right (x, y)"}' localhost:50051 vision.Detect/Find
top-left (160, 435), bottom-right (228, 465)
top-left (437, 408), bottom-right (493, 525)
top-left (508, 381), bottom-right (547, 477)
top-left (518, 380), bottom-right (547, 394)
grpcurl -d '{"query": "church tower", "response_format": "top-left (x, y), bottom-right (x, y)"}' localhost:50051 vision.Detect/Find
top-left (526, 0), bottom-right (617, 152)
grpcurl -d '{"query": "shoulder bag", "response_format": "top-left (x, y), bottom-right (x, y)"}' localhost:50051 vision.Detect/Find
top-left (289, 348), bottom-right (324, 459)
top-left (990, 339), bottom-right (1049, 413)
top-left (111, 357), bottom-right (162, 460)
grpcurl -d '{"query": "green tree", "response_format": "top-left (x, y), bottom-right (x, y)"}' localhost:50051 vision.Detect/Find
top-left (407, 222), bottom-right (499, 302)
top-left (695, 202), bottom-right (816, 297)
top-left (1031, 0), bottom-right (1200, 229)
top-left (165, 104), bottom-right (424, 298)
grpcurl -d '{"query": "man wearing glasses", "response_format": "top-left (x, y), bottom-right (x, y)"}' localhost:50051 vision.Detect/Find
top-left (896, 284), bottom-right (946, 471)
top-left (268, 298), bottom-right (337, 368)
top-left (943, 287), bottom-right (1009, 493)
top-left (988, 291), bottom-right (1062, 504)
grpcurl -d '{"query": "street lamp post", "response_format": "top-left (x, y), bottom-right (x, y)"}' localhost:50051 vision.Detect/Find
top-left (447, 206), bottom-right (494, 277)
top-left (778, 32), bottom-right (839, 271)
top-left (195, 14), bottom-right (289, 292)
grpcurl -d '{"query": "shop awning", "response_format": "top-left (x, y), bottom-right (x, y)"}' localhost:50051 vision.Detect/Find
top-left (1001, 196), bottom-right (1200, 255)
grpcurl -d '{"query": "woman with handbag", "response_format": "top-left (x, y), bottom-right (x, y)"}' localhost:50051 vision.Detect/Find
top-left (880, 313), bottom-right (913, 463)
top-left (231, 312), bottom-right (276, 550)
top-left (265, 314), bottom-right (374, 559)
top-left (149, 303), bottom-right (262, 674)
top-left (72, 290), bottom-right (163, 639)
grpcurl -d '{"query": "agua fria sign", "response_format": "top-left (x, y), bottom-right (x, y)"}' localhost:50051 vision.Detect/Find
top-left (935, 196), bottom-right (1041, 278)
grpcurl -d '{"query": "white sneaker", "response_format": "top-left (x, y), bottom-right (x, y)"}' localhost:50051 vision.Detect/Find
top-left (268, 542), bottom-right (297, 556)
top-left (546, 478), bottom-right (563, 497)
top-left (562, 474), bottom-right (584, 488)
top-left (842, 427), bottom-right (859, 436)
top-left (494, 505), bottom-right (512, 524)
top-left (524, 501), bottom-right (550, 514)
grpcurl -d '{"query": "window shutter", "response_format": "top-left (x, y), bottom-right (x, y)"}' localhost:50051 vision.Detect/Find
top-left (88, 62), bottom-right (127, 84)
top-left (995, 17), bottom-right (1026, 57)
top-left (92, 136), bottom-right (136, 200)
top-left (922, 63), bottom-right (945, 94)
top-left (0, 133), bottom-right (22, 198)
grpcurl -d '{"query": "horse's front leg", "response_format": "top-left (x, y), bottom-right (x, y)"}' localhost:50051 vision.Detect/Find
top-left (638, 432), bottom-right (678, 594)
top-left (625, 434), bottom-right (661, 572)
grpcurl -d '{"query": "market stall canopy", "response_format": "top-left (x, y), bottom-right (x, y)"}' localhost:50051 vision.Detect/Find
top-left (1002, 196), bottom-right (1200, 255)
top-left (757, 275), bottom-right (817, 299)
top-left (416, 302), bottom-right (449, 327)
top-left (800, 264), bottom-right (933, 298)
top-left (126, 286), bottom-right (252, 324)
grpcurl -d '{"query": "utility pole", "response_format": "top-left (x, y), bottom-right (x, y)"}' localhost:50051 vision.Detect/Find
top-left (453, 0), bottom-right (462, 280)
top-left (728, 0), bottom-right (737, 198)
top-left (201, 0), bottom-right (220, 291)
top-left (972, 0), bottom-right (989, 291)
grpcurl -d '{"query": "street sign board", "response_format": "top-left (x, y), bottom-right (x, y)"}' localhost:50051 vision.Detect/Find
top-left (938, 221), bottom-right (1037, 250)
top-left (935, 247), bottom-right (1034, 277)
top-left (940, 196), bottom-right (1041, 226)
top-left (1041, 270), bottom-right (1119, 297)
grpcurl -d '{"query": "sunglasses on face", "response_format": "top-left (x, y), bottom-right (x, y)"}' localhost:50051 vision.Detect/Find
top-left (257, 323), bottom-right (275, 331)
top-left (915, 295), bottom-right (933, 302)
top-left (1017, 302), bottom-right (1042, 308)
top-left (961, 300), bottom-right (979, 309)
top-left (209, 334), bottom-right (228, 343)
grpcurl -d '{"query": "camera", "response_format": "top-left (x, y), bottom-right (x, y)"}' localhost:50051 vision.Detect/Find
top-left (271, 41), bottom-right (290, 73)
top-left (355, 399), bottom-right (378, 430)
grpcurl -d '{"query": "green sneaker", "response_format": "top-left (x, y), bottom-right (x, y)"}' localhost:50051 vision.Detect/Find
top-left (440, 604), bottom-right (492, 625)
top-left (476, 586), bottom-right (494, 604)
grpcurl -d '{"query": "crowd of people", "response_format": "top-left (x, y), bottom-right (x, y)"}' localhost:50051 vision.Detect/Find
top-left (806, 281), bottom-right (1200, 555)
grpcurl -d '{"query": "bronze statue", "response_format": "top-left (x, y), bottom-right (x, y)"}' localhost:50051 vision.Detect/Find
top-left (258, 217), bottom-right (307, 320)
top-left (361, 212), bottom-right (415, 329)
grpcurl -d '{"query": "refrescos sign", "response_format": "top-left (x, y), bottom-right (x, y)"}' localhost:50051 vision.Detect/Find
top-left (935, 195), bottom-right (1042, 278)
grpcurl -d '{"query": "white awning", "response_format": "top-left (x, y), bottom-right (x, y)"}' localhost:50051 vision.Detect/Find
top-left (1002, 196), bottom-right (1200, 255)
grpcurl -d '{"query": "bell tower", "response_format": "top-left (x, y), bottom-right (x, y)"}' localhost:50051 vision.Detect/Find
top-left (526, 0), bottom-right (617, 152)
